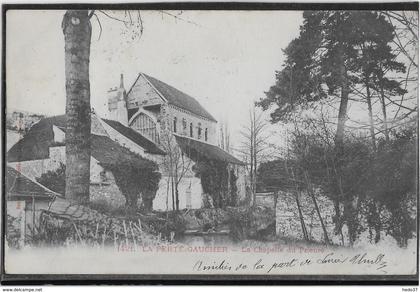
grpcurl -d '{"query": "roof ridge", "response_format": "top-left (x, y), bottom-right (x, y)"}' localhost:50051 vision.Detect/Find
top-left (7, 166), bottom-right (63, 197)
top-left (101, 118), bottom-right (166, 155)
top-left (138, 73), bottom-right (217, 122)
top-left (175, 134), bottom-right (244, 165)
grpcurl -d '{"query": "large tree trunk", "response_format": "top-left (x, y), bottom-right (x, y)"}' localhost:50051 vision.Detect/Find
top-left (62, 10), bottom-right (92, 203)
top-left (333, 44), bottom-right (349, 244)
top-left (365, 77), bottom-right (377, 151)
top-left (378, 81), bottom-right (390, 142)
top-left (142, 191), bottom-right (155, 213)
top-left (125, 194), bottom-right (137, 210)
top-left (334, 46), bottom-right (350, 150)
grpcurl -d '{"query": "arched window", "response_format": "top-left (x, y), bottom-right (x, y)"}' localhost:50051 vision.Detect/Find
top-left (198, 123), bottom-right (202, 140)
top-left (173, 117), bottom-right (177, 133)
top-left (130, 112), bottom-right (159, 143)
top-left (205, 128), bottom-right (208, 141)
top-left (190, 122), bottom-right (193, 137)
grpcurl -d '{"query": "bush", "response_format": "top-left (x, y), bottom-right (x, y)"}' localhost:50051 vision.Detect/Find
top-left (36, 163), bottom-right (66, 194)
top-left (103, 154), bottom-right (161, 212)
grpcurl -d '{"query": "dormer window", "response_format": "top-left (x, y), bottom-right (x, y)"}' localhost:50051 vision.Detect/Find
top-left (173, 117), bottom-right (177, 133)
top-left (198, 123), bottom-right (202, 140)
top-left (190, 123), bottom-right (193, 137)
top-left (205, 128), bottom-right (208, 142)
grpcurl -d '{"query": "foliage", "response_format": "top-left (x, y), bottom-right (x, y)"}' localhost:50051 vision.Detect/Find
top-left (102, 151), bottom-right (161, 212)
top-left (193, 159), bottom-right (238, 208)
top-left (6, 215), bottom-right (23, 248)
top-left (227, 206), bottom-right (276, 241)
top-left (257, 11), bottom-right (413, 146)
top-left (23, 208), bottom-right (167, 248)
top-left (140, 211), bottom-right (187, 239)
top-left (229, 169), bottom-right (238, 206)
top-left (256, 10), bottom-right (417, 247)
top-left (257, 127), bottom-right (417, 247)
top-left (256, 11), bottom-right (359, 123)
top-left (227, 207), bottom-right (252, 241)
top-left (36, 163), bottom-right (66, 194)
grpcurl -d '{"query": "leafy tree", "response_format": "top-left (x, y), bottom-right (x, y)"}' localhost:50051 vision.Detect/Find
top-left (368, 127), bottom-right (417, 246)
top-left (258, 11), bottom-right (362, 148)
top-left (103, 156), bottom-right (161, 212)
top-left (351, 11), bottom-right (407, 147)
top-left (36, 163), bottom-right (66, 194)
top-left (257, 11), bottom-right (417, 246)
top-left (193, 159), bottom-right (231, 208)
top-left (258, 126), bottom-right (417, 247)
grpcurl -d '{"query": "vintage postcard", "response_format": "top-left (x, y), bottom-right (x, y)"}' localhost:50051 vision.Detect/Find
top-left (2, 4), bottom-right (419, 284)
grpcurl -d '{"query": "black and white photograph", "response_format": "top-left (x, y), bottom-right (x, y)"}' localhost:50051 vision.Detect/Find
top-left (1, 3), bottom-right (419, 284)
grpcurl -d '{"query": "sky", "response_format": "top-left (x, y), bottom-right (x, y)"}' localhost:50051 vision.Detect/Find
top-left (6, 10), bottom-right (303, 148)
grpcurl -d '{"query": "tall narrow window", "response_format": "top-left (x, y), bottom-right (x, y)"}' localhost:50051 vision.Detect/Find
top-left (182, 118), bottom-right (187, 135)
top-left (198, 123), bottom-right (202, 140)
top-left (173, 117), bottom-right (177, 133)
top-left (190, 122), bottom-right (193, 137)
top-left (205, 128), bottom-right (208, 141)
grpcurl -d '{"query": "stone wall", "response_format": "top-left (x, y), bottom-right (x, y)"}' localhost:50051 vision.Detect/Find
top-left (90, 182), bottom-right (126, 208)
top-left (234, 165), bottom-right (247, 204)
top-left (153, 174), bottom-right (203, 211)
top-left (276, 191), bottom-right (344, 244)
top-left (126, 74), bottom-right (163, 109)
top-left (166, 104), bottom-right (217, 145)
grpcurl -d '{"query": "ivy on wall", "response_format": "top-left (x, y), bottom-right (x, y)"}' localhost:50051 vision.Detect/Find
top-left (36, 162), bottom-right (66, 194)
top-left (35, 151), bottom-right (161, 213)
top-left (193, 159), bottom-right (238, 208)
top-left (103, 158), bottom-right (161, 212)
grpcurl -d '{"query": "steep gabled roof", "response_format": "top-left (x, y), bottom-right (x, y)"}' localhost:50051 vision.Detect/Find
top-left (90, 135), bottom-right (156, 169)
top-left (102, 119), bottom-right (165, 155)
top-left (130, 73), bottom-right (217, 122)
top-left (7, 115), bottom-right (164, 163)
top-left (8, 131), bottom-right (154, 170)
top-left (175, 135), bottom-right (244, 165)
top-left (6, 166), bottom-right (58, 200)
top-left (7, 115), bottom-right (66, 162)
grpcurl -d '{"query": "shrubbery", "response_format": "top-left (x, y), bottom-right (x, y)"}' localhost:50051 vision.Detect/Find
top-left (36, 163), bottom-right (66, 194)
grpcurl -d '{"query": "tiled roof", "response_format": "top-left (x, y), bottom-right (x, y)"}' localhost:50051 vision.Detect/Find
top-left (175, 135), bottom-right (244, 165)
top-left (90, 134), bottom-right (156, 169)
top-left (102, 119), bottom-right (165, 155)
top-left (133, 73), bottom-right (217, 122)
top-left (7, 115), bottom-right (66, 162)
top-left (6, 166), bottom-right (58, 200)
top-left (7, 115), bottom-right (164, 164)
